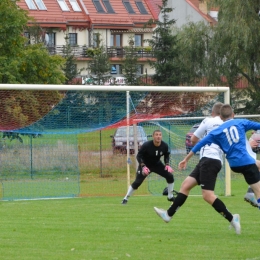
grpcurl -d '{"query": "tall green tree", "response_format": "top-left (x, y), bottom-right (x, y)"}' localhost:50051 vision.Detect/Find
top-left (18, 44), bottom-right (65, 84)
top-left (122, 36), bottom-right (139, 85)
top-left (176, 0), bottom-right (260, 113)
top-left (0, 0), bottom-right (65, 84)
top-left (144, 0), bottom-right (181, 86)
top-left (207, 0), bottom-right (260, 113)
top-left (87, 46), bottom-right (111, 85)
top-left (174, 21), bottom-right (213, 86)
top-left (61, 35), bottom-right (84, 84)
top-left (0, 0), bottom-right (66, 131)
top-left (0, 0), bottom-right (27, 58)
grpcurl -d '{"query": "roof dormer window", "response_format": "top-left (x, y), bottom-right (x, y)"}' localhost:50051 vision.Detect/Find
top-left (57, 0), bottom-right (70, 11)
top-left (25, 0), bottom-right (37, 10)
top-left (102, 0), bottom-right (115, 13)
top-left (25, 0), bottom-right (46, 10)
top-left (123, 0), bottom-right (135, 14)
top-left (93, 0), bottom-right (106, 13)
top-left (69, 0), bottom-right (82, 12)
top-left (34, 0), bottom-right (47, 10)
top-left (135, 1), bottom-right (148, 14)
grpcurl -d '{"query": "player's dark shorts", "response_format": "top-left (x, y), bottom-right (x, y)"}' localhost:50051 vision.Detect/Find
top-left (231, 164), bottom-right (260, 185)
top-left (131, 161), bottom-right (174, 189)
top-left (189, 157), bottom-right (222, 191)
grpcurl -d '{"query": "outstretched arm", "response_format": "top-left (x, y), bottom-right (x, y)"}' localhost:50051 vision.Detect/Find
top-left (178, 151), bottom-right (195, 170)
top-left (248, 138), bottom-right (260, 171)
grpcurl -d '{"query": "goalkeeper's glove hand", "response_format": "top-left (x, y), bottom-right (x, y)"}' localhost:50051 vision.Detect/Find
top-left (142, 165), bottom-right (150, 176)
top-left (165, 165), bottom-right (174, 173)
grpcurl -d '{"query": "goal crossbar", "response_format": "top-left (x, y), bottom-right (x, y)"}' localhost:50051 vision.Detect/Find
top-left (0, 84), bottom-right (230, 94)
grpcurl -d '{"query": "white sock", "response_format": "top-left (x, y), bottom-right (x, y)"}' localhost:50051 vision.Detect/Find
top-left (124, 185), bottom-right (135, 200)
top-left (167, 183), bottom-right (174, 199)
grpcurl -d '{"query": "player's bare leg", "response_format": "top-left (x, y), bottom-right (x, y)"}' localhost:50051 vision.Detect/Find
top-left (244, 160), bottom-right (260, 207)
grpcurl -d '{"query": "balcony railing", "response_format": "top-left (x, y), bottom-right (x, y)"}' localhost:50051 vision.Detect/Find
top-left (46, 45), bottom-right (154, 59)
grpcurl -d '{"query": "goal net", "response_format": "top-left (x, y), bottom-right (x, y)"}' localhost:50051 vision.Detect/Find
top-left (140, 118), bottom-right (226, 196)
top-left (0, 85), bottom-right (230, 200)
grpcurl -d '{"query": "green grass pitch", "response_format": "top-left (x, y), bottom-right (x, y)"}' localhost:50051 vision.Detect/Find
top-left (0, 179), bottom-right (259, 260)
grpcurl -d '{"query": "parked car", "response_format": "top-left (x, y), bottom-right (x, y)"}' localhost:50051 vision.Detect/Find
top-left (250, 130), bottom-right (260, 153)
top-left (110, 126), bottom-right (149, 154)
top-left (185, 123), bottom-right (200, 154)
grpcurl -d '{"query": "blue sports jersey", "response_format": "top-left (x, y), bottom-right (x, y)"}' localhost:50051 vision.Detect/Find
top-left (191, 119), bottom-right (260, 167)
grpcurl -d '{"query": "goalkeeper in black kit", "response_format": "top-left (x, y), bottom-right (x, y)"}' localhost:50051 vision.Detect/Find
top-left (121, 129), bottom-right (176, 204)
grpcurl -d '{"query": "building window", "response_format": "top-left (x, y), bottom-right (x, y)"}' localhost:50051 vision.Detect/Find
top-left (136, 64), bottom-right (143, 75)
top-left (57, 0), bottom-right (70, 11)
top-left (93, 0), bottom-right (106, 13)
top-left (122, 0), bottom-right (135, 14)
top-left (102, 0), bottom-right (115, 13)
top-left (110, 34), bottom-right (122, 47)
top-left (46, 33), bottom-right (56, 46)
top-left (69, 33), bottom-right (77, 46)
top-left (34, 0), bottom-right (47, 10)
top-left (111, 65), bottom-right (123, 75)
top-left (135, 1), bottom-right (148, 14)
top-left (25, 0), bottom-right (37, 10)
top-left (111, 65), bottom-right (117, 74)
top-left (135, 35), bottom-right (142, 47)
top-left (69, 0), bottom-right (82, 11)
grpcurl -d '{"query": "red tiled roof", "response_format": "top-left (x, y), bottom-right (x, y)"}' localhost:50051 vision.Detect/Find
top-left (84, 0), bottom-right (154, 29)
top-left (17, 0), bottom-right (65, 29)
top-left (127, 0), bottom-right (155, 28)
top-left (186, 0), bottom-right (217, 25)
top-left (17, 0), bottom-right (90, 29)
top-left (17, 0), bottom-right (156, 30)
top-left (82, 0), bottom-right (132, 28)
top-left (145, 0), bottom-right (162, 19)
top-left (62, 0), bottom-right (90, 28)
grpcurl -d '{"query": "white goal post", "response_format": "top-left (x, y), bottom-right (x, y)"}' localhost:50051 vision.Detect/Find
top-left (0, 84), bottom-right (230, 197)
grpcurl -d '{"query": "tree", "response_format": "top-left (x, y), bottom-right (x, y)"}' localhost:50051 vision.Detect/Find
top-left (87, 45), bottom-right (111, 85)
top-left (0, 0), bottom-right (66, 132)
top-left (18, 44), bottom-right (66, 84)
top-left (62, 35), bottom-right (84, 84)
top-left (144, 0), bottom-right (181, 86)
top-left (122, 36), bottom-right (139, 86)
top-left (176, 0), bottom-right (260, 113)
top-left (0, 0), bottom-right (28, 58)
top-left (207, 0), bottom-right (260, 113)
top-left (0, 0), bottom-right (65, 84)
top-left (174, 21), bottom-right (213, 86)
top-left (24, 22), bottom-right (44, 44)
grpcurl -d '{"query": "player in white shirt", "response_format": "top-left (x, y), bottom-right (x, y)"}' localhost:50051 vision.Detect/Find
top-left (154, 102), bottom-right (241, 234)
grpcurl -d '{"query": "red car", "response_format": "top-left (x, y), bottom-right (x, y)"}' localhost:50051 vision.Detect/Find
top-left (250, 130), bottom-right (260, 153)
top-left (185, 124), bottom-right (200, 154)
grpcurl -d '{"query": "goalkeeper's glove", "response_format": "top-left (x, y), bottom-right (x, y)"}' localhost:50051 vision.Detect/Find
top-left (141, 165), bottom-right (150, 176)
top-left (165, 164), bottom-right (174, 173)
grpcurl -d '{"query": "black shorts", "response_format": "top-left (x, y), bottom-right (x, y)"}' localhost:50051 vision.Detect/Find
top-left (231, 164), bottom-right (260, 185)
top-left (189, 157), bottom-right (222, 191)
top-left (132, 161), bottom-right (174, 189)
